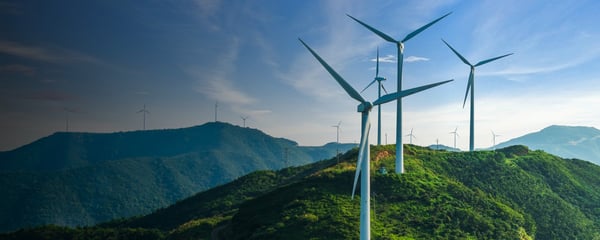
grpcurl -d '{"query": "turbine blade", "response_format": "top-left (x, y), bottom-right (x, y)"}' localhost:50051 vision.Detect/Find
top-left (347, 14), bottom-right (398, 43)
top-left (441, 39), bottom-right (472, 66)
top-left (474, 53), bottom-right (514, 67)
top-left (402, 12), bottom-right (452, 43)
top-left (299, 38), bottom-right (366, 103)
top-left (375, 47), bottom-right (380, 77)
top-left (462, 71), bottom-right (474, 108)
top-left (361, 79), bottom-right (378, 93)
top-left (373, 79), bottom-right (453, 105)
top-left (352, 116), bottom-right (371, 199)
top-left (380, 83), bottom-right (388, 94)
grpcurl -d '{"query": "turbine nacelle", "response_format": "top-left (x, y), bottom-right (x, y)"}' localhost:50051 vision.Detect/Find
top-left (357, 102), bottom-right (373, 113)
top-left (375, 76), bottom-right (386, 82)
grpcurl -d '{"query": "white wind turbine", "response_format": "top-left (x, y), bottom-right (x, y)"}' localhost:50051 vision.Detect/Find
top-left (405, 128), bottom-right (416, 144)
top-left (361, 48), bottom-right (388, 145)
top-left (300, 38), bottom-right (452, 240)
top-left (347, 12), bottom-right (452, 174)
top-left (450, 127), bottom-right (459, 149)
top-left (442, 39), bottom-right (512, 152)
top-left (492, 130), bottom-right (501, 149)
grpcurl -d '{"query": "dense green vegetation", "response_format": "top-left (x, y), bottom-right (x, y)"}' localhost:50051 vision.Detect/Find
top-left (4, 144), bottom-right (600, 239)
top-left (0, 122), bottom-right (354, 232)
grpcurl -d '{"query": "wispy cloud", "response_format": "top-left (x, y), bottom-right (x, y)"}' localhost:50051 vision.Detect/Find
top-left (192, 37), bottom-right (257, 106)
top-left (0, 40), bottom-right (100, 64)
top-left (0, 64), bottom-right (35, 76)
top-left (25, 90), bottom-right (77, 102)
top-left (404, 56), bottom-right (430, 62)
top-left (371, 55), bottom-right (396, 63)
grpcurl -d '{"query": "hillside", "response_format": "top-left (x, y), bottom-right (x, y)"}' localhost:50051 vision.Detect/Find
top-left (496, 125), bottom-right (600, 165)
top-left (0, 122), bottom-right (355, 232)
top-left (5, 145), bottom-right (600, 239)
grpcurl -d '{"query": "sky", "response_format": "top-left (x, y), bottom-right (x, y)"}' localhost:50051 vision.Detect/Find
top-left (1, 0), bottom-right (600, 151)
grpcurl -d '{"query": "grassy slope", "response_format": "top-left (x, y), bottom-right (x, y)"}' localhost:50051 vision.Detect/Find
top-left (4, 145), bottom-right (600, 240)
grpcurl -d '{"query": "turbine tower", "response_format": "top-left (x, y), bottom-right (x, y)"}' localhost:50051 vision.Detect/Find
top-left (405, 128), bottom-right (416, 144)
top-left (442, 39), bottom-right (513, 151)
top-left (361, 48), bottom-right (388, 145)
top-left (300, 38), bottom-right (452, 240)
top-left (348, 12), bottom-right (451, 174)
top-left (137, 104), bottom-right (150, 130)
top-left (450, 127), bottom-right (459, 149)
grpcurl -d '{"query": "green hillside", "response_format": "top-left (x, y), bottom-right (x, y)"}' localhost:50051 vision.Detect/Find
top-left (0, 122), bottom-right (355, 232)
top-left (3, 145), bottom-right (600, 239)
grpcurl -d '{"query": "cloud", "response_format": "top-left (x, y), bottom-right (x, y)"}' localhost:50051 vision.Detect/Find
top-left (199, 79), bottom-right (256, 105)
top-left (25, 90), bottom-right (77, 102)
top-left (0, 40), bottom-right (100, 64)
top-left (371, 55), bottom-right (396, 63)
top-left (404, 56), bottom-right (430, 62)
top-left (0, 64), bottom-right (35, 76)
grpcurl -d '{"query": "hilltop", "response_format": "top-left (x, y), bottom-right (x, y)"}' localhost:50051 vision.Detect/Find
top-left (0, 122), bottom-right (355, 232)
top-left (5, 144), bottom-right (600, 239)
top-left (497, 125), bottom-right (600, 165)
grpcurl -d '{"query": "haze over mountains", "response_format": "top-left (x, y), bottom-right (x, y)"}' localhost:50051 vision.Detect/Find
top-left (496, 125), bottom-right (600, 165)
top-left (0, 122), bottom-right (355, 232)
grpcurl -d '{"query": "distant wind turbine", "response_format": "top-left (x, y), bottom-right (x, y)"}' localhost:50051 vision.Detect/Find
top-left (450, 127), bottom-right (459, 149)
top-left (214, 101), bottom-right (218, 122)
top-left (405, 128), bottom-right (416, 144)
top-left (348, 12), bottom-right (452, 174)
top-left (332, 121), bottom-right (342, 163)
top-left (241, 116), bottom-right (249, 127)
top-left (442, 39), bottom-right (513, 152)
top-left (64, 108), bottom-right (77, 132)
top-left (492, 130), bottom-right (501, 148)
top-left (137, 104), bottom-right (150, 130)
top-left (361, 48), bottom-right (387, 145)
top-left (300, 38), bottom-right (452, 240)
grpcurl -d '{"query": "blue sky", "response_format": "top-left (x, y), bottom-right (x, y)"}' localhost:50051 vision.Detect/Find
top-left (1, 0), bottom-right (600, 151)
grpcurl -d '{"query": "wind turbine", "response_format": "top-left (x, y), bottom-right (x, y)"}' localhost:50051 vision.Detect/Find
top-left (137, 104), bottom-right (150, 130)
top-left (442, 39), bottom-right (513, 151)
top-left (450, 127), bottom-right (459, 149)
top-left (361, 48), bottom-right (388, 145)
top-left (492, 130), bottom-right (501, 148)
top-left (348, 12), bottom-right (452, 174)
top-left (332, 121), bottom-right (342, 163)
top-left (405, 128), bottom-right (416, 144)
top-left (299, 38), bottom-right (452, 240)
top-left (241, 116), bottom-right (249, 127)
top-left (214, 101), bottom-right (218, 122)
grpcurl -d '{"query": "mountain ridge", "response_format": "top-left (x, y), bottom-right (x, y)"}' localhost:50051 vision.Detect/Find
top-left (0, 122), bottom-right (355, 232)
top-left (5, 145), bottom-right (600, 239)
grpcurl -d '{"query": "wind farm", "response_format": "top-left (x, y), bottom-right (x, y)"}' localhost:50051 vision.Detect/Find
top-left (4, 1), bottom-right (600, 240)
top-left (347, 12), bottom-right (451, 174)
top-left (300, 38), bottom-right (452, 240)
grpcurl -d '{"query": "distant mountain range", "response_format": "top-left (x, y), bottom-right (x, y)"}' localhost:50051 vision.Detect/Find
top-left (5, 145), bottom-right (600, 239)
top-left (496, 125), bottom-right (600, 165)
top-left (0, 122), bottom-right (355, 232)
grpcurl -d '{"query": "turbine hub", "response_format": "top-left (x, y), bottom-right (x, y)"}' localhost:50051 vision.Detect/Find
top-left (375, 76), bottom-right (386, 82)
top-left (357, 102), bottom-right (373, 113)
